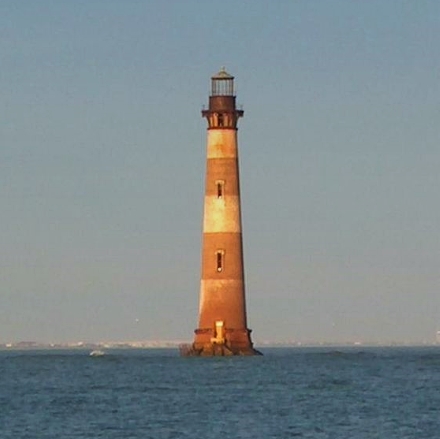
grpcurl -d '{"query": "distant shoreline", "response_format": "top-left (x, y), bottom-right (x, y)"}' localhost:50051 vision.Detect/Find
top-left (1, 341), bottom-right (439, 351)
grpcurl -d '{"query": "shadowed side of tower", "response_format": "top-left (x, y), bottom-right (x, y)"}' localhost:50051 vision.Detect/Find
top-left (182, 68), bottom-right (261, 357)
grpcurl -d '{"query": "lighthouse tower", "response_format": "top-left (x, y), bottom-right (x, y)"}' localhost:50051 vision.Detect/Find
top-left (187, 68), bottom-right (260, 356)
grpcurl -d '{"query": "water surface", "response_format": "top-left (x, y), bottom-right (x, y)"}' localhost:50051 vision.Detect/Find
top-left (1, 347), bottom-right (439, 438)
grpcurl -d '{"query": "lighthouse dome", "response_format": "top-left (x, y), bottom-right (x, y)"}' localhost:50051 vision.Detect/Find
top-left (212, 67), bottom-right (234, 80)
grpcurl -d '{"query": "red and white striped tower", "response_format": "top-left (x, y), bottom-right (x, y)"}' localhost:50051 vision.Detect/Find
top-left (189, 68), bottom-right (260, 356)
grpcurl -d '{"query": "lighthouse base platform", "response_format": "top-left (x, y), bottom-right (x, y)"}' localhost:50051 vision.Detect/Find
top-left (179, 343), bottom-right (262, 357)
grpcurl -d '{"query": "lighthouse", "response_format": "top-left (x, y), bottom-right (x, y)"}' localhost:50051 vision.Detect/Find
top-left (183, 68), bottom-right (261, 356)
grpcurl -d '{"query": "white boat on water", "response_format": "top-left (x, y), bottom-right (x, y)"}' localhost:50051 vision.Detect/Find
top-left (89, 350), bottom-right (105, 357)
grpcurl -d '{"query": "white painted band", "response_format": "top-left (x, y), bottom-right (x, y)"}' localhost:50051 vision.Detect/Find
top-left (207, 130), bottom-right (238, 159)
top-left (199, 279), bottom-right (244, 314)
top-left (203, 195), bottom-right (242, 233)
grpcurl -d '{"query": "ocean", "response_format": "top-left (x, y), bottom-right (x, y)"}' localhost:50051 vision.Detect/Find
top-left (0, 346), bottom-right (439, 438)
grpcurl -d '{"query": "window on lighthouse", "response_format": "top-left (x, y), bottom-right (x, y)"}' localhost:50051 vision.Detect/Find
top-left (216, 250), bottom-right (224, 272)
top-left (216, 180), bottom-right (224, 199)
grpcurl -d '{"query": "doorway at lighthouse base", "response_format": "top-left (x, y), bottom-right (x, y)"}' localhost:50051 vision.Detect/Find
top-left (180, 322), bottom-right (262, 357)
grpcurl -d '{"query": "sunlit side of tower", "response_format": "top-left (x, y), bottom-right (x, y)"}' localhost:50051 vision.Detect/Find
top-left (183, 68), bottom-right (260, 356)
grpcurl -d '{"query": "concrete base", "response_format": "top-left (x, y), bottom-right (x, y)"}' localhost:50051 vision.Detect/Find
top-left (179, 343), bottom-right (262, 357)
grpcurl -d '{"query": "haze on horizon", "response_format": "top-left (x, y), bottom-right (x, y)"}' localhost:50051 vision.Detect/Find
top-left (1, 1), bottom-right (439, 345)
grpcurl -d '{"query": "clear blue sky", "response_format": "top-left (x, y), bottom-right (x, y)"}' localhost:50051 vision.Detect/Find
top-left (1, 0), bottom-right (439, 344)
